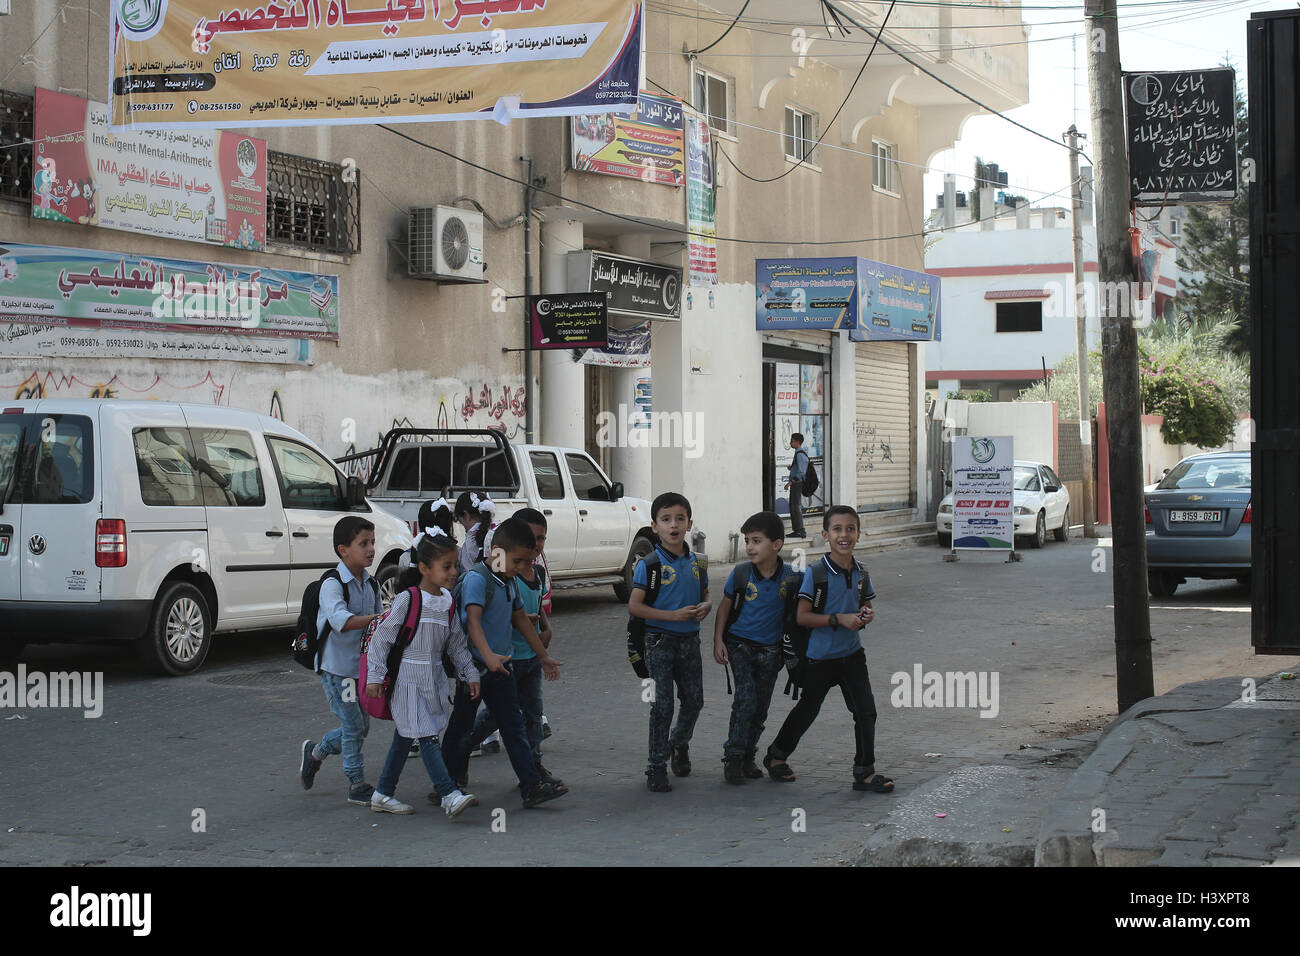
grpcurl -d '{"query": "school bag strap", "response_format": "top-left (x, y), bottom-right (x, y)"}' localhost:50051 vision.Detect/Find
top-left (643, 550), bottom-right (663, 606)
top-left (725, 561), bottom-right (753, 631)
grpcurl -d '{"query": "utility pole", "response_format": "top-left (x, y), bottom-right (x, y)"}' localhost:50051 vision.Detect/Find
top-left (1067, 125), bottom-right (1096, 538)
top-left (1086, 0), bottom-right (1153, 711)
top-left (520, 155), bottom-right (536, 444)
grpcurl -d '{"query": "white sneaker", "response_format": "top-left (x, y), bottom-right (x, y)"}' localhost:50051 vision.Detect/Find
top-left (371, 792), bottom-right (414, 814)
top-left (441, 790), bottom-right (476, 818)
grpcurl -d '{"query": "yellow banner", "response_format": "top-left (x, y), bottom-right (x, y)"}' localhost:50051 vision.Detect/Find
top-left (109, 0), bottom-right (643, 128)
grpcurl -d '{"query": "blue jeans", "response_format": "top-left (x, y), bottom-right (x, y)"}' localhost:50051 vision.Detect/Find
top-left (317, 671), bottom-right (369, 784)
top-left (442, 665), bottom-right (541, 794)
top-left (377, 729), bottom-right (458, 800)
top-left (467, 656), bottom-right (544, 761)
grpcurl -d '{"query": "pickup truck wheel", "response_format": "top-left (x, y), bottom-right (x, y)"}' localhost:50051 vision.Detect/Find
top-left (137, 581), bottom-right (212, 676)
top-left (376, 563), bottom-right (400, 612)
top-left (614, 537), bottom-right (655, 602)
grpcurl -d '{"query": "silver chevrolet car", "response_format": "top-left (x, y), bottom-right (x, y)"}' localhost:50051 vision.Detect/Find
top-left (1144, 451), bottom-right (1251, 598)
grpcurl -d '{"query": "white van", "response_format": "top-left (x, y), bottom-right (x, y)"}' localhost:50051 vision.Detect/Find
top-left (0, 400), bottom-right (411, 675)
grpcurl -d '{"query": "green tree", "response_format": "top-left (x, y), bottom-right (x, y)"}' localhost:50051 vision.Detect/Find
top-left (1018, 312), bottom-right (1248, 442)
top-left (1175, 75), bottom-right (1249, 353)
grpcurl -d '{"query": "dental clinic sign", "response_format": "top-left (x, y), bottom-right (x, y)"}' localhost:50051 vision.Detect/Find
top-left (952, 436), bottom-right (1014, 550)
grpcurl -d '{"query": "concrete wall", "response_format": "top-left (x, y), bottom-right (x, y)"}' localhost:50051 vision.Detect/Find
top-left (966, 401), bottom-right (1057, 468)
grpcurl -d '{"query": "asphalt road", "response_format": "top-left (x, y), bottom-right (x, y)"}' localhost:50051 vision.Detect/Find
top-left (0, 536), bottom-right (1262, 866)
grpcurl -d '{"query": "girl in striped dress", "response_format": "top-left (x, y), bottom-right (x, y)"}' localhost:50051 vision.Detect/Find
top-left (365, 533), bottom-right (480, 818)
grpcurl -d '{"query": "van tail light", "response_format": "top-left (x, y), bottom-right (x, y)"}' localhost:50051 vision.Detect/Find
top-left (1145, 506), bottom-right (1152, 524)
top-left (96, 519), bottom-right (127, 567)
top-left (1243, 502), bottom-right (1252, 524)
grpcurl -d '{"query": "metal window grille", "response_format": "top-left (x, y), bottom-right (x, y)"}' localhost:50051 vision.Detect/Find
top-left (266, 150), bottom-right (360, 254)
top-left (0, 89), bottom-right (33, 205)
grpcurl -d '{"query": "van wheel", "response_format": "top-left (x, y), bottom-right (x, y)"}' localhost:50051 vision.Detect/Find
top-left (614, 536), bottom-right (655, 602)
top-left (0, 637), bottom-right (24, 670)
top-left (138, 582), bottom-right (212, 675)
top-left (376, 562), bottom-right (399, 612)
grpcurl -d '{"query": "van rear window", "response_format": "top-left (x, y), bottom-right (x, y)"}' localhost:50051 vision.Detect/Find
top-left (1, 414), bottom-right (95, 505)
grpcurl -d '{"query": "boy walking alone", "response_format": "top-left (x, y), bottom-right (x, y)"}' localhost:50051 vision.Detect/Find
top-left (300, 515), bottom-right (384, 804)
top-left (629, 492), bottom-right (712, 792)
top-left (764, 505), bottom-right (895, 793)
top-left (712, 511), bottom-right (801, 784)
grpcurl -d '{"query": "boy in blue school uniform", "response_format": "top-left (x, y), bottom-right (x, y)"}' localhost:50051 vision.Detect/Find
top-left (712, 511), bottom-right (801, 784)
top-left (441, 517), bottom-right (568, 809)
top-left (763, 504), bottom-right (895, 793)
top-left (299, 515), bottom-right (384, 805)
top-left (629, 492), bottom-right (712, 793)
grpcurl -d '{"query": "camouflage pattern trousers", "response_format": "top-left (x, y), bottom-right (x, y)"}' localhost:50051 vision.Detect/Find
top-left (644, 629), bottom-right (704, 770)
top-left (723, 637), bottom-right (784, 760)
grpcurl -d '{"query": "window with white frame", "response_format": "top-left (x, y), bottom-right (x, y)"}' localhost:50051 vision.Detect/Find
top-left (694, 68), bottom-right (732, 136)
top-left (783, 107), bottom-right (817, 163)
top-left (872, 140), bottom-right (899, 193)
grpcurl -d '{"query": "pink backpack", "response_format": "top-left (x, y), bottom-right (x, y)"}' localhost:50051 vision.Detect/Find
top-left (359, 587), bottom-right (459, 720)
top-left (359, 587), bottom-right (422, 720)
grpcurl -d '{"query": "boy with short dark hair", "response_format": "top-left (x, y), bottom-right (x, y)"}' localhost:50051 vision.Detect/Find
top-left (441, 517), bottom-right (568, 808)
top-left (300, 515), bottom-right (384, 805)
top-left (712, 510), bottom-right (800, 784)
top-left (764, 505), bottom-right (895, 793)
top-left (629, 492), bottom-right (712, 792)
top-left (462, 508), bottom-right (559, 783)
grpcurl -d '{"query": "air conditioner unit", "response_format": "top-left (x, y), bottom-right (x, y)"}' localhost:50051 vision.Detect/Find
top-left (408, 205), bottom-right (485, 282)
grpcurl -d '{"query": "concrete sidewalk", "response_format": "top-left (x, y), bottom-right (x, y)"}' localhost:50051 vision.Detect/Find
top-left (1035, 671), bottom-right (1300, 866)
top-left (860, 670), bottom-right (1300, 867)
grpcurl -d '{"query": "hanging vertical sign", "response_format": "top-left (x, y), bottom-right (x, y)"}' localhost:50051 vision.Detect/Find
top-left (685, 110), bottom-right (717, 285)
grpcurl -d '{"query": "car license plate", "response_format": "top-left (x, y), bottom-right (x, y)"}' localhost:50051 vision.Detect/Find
top-left (1169, 510), bottom-right (1222, 522)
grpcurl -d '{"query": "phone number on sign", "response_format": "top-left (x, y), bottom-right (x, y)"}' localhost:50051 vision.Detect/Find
top-left (61, 336), bottom-right (148, 349)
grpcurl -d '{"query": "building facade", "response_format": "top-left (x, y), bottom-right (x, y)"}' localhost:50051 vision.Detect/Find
top-left (1, 0), bottom-right (1028, 559)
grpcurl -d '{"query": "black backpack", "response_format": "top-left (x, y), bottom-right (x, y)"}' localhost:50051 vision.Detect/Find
top-left (780, 558), bottom-right (871, 699)
top-left (625, 552), bottom-right (662, 679)
top-left (802, 454), bottom-right (819, 498)
top-left (292, 569), bottom-right (380, 671)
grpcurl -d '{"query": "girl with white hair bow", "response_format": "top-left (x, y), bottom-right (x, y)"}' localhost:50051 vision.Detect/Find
top-left (454, 491), bottom-right (497, 573)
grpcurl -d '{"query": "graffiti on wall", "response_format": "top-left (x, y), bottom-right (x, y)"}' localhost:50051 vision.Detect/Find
top-left (855, 421), bottom-right (896, 473)
top-left (5, 370), bottom-right (232, 404)
top-left (456, 383), bottom-right (526, 438)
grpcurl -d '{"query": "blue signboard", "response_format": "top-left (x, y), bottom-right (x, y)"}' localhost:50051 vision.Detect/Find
top-left (850, 259), bottom-right (942, 342)
top-left (756, 257), bottom-right (941, 340)
top-left (755, 258), bottom-right (858, 331)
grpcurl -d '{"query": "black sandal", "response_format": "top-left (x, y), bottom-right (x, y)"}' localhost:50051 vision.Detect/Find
top-left (763, 753), bottom-right (796, 782)
top-left (853, 772), bottom-right (894, 793)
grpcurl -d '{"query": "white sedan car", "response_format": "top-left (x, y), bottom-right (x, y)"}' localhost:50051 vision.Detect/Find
top-left (936, 460), bottom-right (1072, 549)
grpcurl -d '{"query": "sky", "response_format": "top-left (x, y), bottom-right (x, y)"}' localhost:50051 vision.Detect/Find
top-left (921, 0), bottom-right (1268, 213)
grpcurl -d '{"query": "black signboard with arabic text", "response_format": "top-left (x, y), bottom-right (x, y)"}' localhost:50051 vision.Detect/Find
top-left (567, 251), bottom-right (682, 321)
top-left (528, 293), bottom-right (608, 350)
top-left (1125, 69), bottom-right (1238, 204)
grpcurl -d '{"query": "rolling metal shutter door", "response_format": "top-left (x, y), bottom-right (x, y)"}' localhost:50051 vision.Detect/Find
top-left (855, 342), bottom-right (914, 510)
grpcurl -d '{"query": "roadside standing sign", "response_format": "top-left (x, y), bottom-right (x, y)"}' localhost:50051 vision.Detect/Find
top-left (952, 436), bottom-right (1015, 551)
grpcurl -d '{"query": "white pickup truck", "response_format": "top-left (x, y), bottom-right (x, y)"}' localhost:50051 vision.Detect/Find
top-left (346, 429), bottom-right (658, 603)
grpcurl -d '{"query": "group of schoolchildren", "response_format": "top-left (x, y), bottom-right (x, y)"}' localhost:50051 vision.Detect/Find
top-left (298, 484), bottom-right (893, 820)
